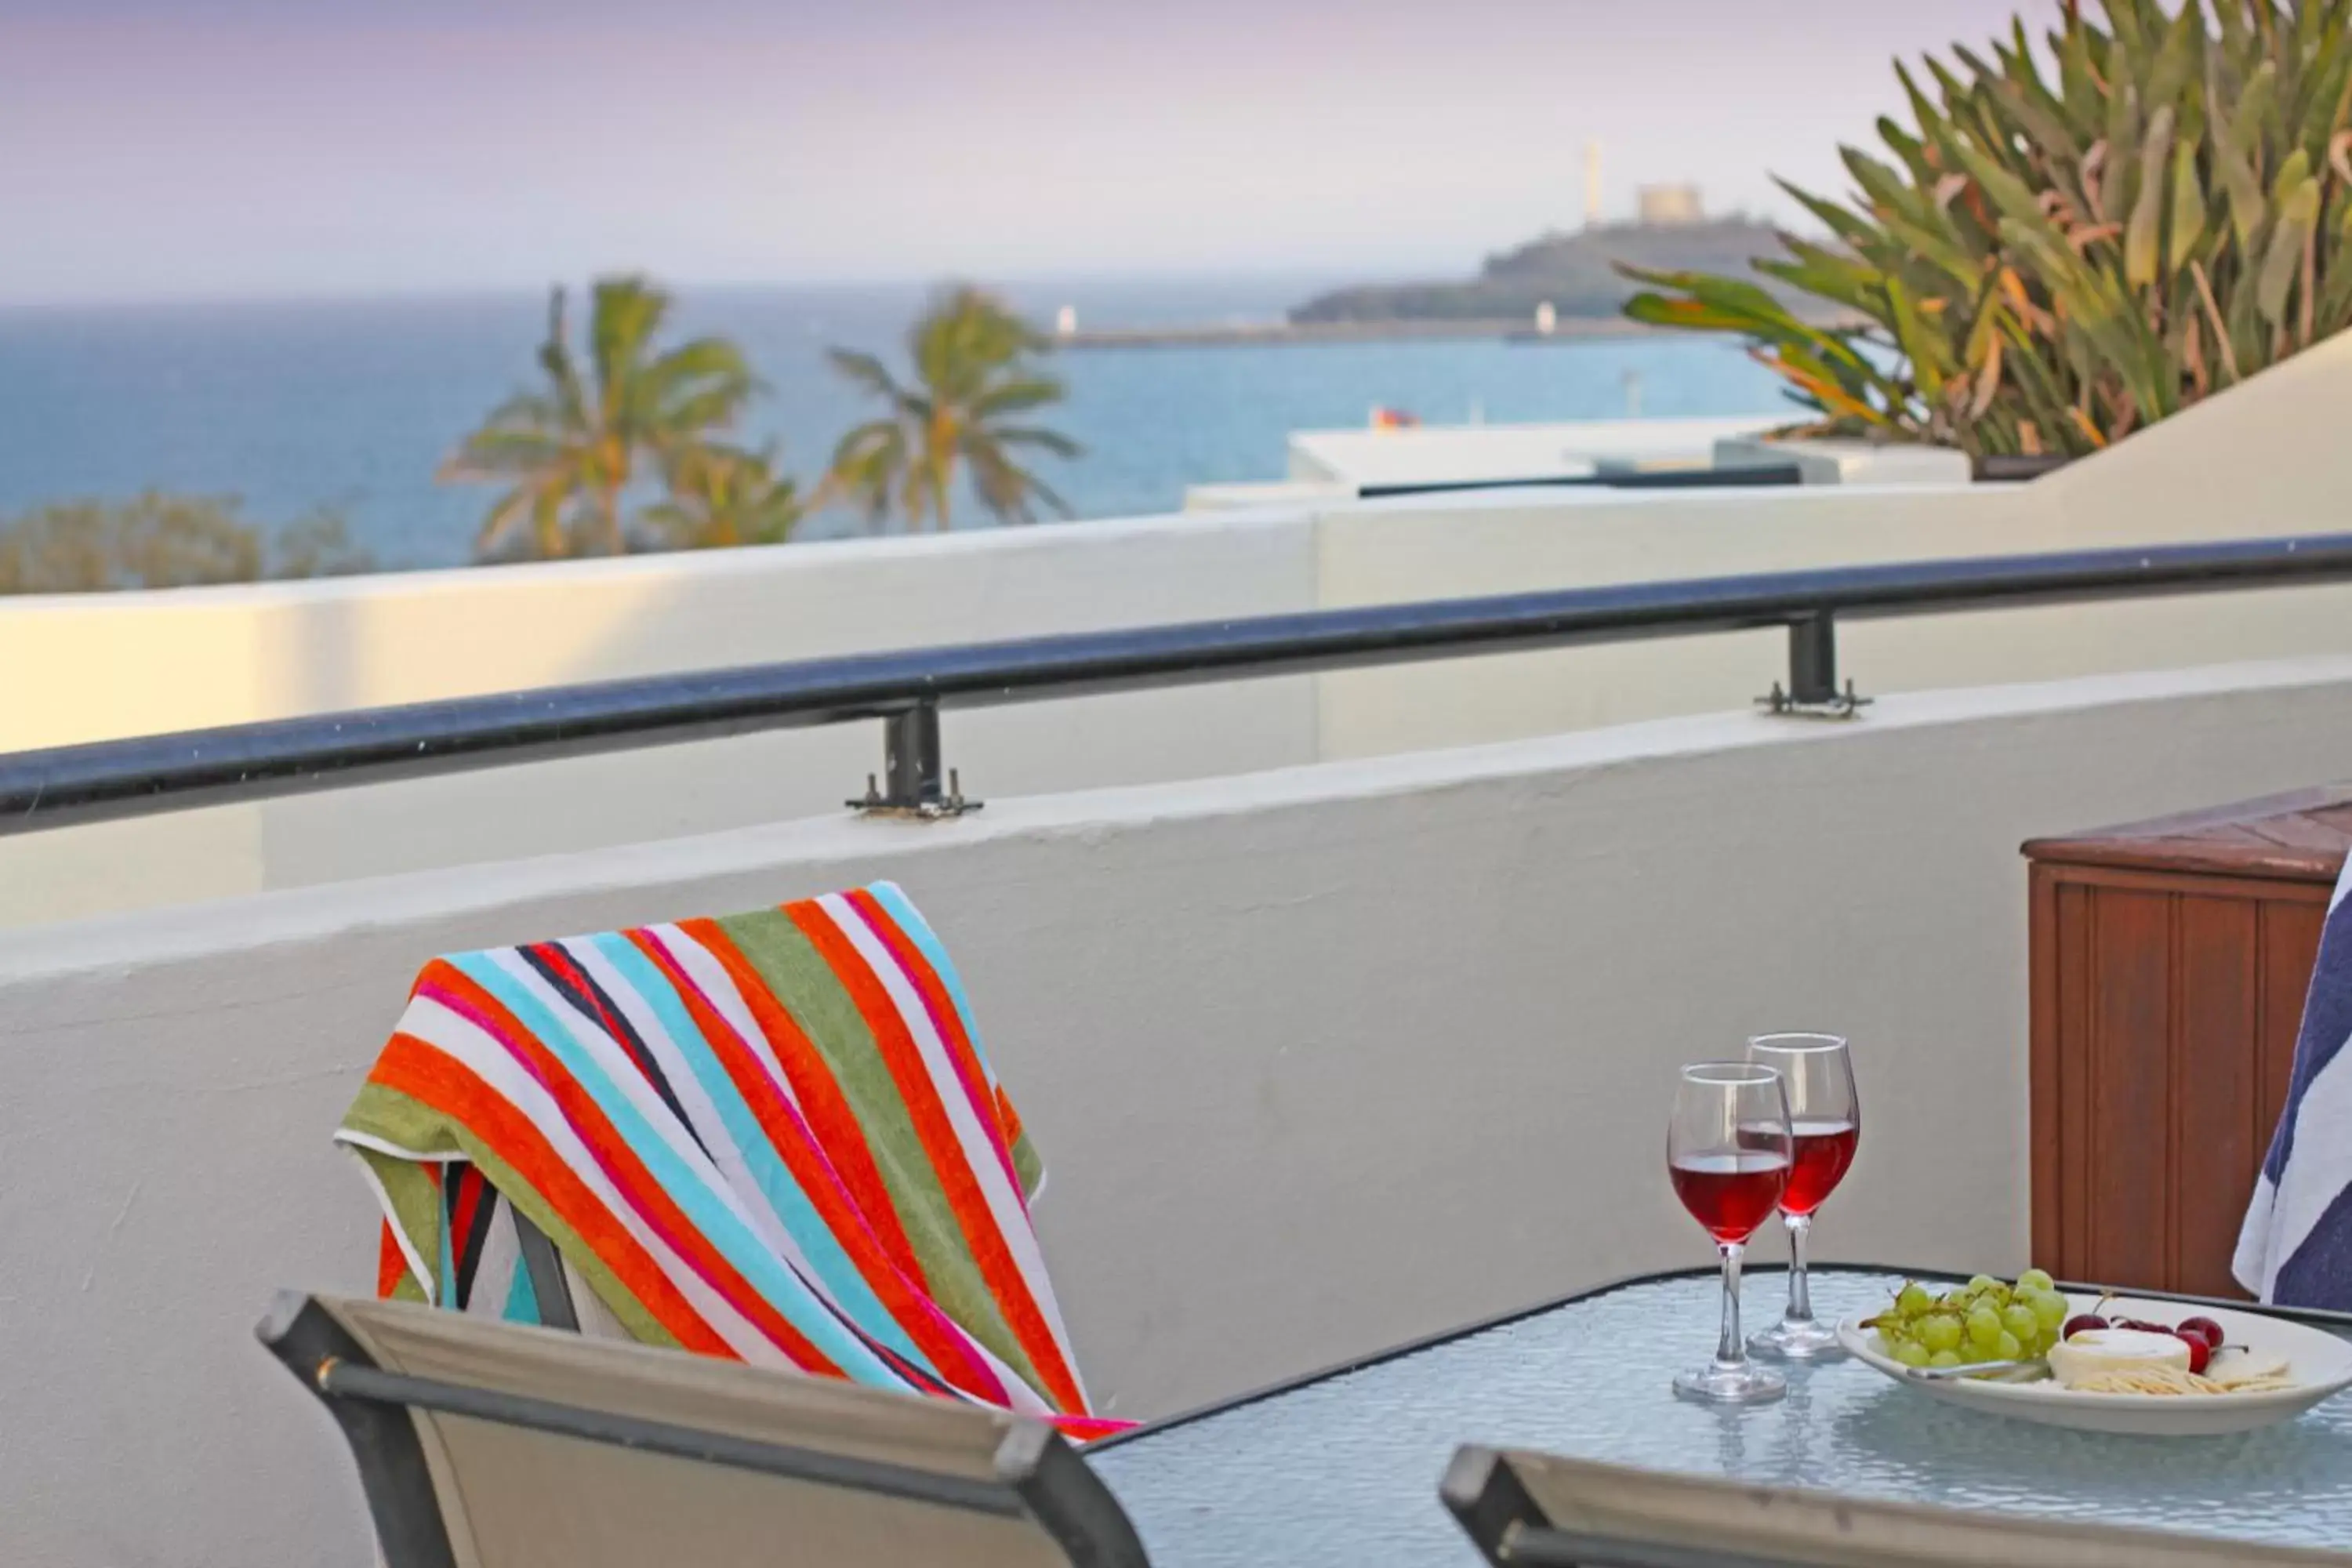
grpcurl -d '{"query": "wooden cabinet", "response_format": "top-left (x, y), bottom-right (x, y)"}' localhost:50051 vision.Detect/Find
top-left (2025, 789), bottom-right (2352, 1297)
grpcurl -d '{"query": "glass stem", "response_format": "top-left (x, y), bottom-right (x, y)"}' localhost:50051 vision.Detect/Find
top-left (1784, 1213), bottom-right (1814, 1325)
top-left (1715, 1241), bottom-right (1746, 1369)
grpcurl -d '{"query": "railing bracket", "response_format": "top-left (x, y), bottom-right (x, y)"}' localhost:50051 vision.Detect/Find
top-left (1755, 679), bottom-right (1871, 720)
top-left (847, 702), bottom-right (982, 818)
top-left (1759, 615), bottom-right (1870, 720)
top-left (848, 768), bottom-right (982, 820)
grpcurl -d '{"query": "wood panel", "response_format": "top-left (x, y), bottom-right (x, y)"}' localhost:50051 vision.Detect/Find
top-left (2260, 900), bottom-right (2328, 1151)
top-left (2174, 896), bottom-right (2258, 1298)
top-left (2027, 865), bottom-right (2062, 1275)
top-left (2084, 888), bottom-right (2171, 1288)
top-left (2053, 877), bottom-right (2093, 1281)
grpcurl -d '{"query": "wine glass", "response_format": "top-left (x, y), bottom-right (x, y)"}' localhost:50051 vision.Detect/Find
top-left (1667, 1061), bottom-right (1792, 1406)
top-left (1744, 1033), bottom-right (1859, 1362)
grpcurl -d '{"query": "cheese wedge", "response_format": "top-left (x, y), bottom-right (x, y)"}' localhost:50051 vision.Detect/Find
top-left (2207, 1346), bottom-right (2291, 1388)
top-left (2047, 1328), bottom-right (2192, 1388)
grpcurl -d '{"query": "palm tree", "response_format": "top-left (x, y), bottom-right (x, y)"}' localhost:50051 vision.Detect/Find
top-left (641, 442), bottom-right (804, 549)
top-left (441, 277), bottom-right (755, 559)
top-left (825, 285), bottom-right (1080, 532)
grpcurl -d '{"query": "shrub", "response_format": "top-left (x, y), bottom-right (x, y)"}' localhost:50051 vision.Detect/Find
top-left (1621, 0), bottom-right (2352, 459)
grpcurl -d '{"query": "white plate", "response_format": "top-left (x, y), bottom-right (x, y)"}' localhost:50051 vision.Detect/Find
top-left (1837, 1294), bottom-right (2352, 1435)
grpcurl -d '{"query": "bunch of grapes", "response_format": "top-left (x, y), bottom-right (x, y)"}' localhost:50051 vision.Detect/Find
top-left (1867, 1270), bottom-right (2070, 1371)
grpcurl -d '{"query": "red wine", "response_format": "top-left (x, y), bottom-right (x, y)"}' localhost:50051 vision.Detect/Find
top-left (1669, 1152), bottom-right (1790, 1243)
top-left (1780, 1119), bottom-right (1859, 1217)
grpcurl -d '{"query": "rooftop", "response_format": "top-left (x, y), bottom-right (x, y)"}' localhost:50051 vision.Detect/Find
top-left (5, 330), bottom-right (2352, 1566)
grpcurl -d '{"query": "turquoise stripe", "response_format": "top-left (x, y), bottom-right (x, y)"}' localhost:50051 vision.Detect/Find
top-left (579, 931), bottom-right (933, 1373)
top-left (866, 882), bottom-right (993, 1078)
top-left (503, 1244), bottom-right (541, 1325)
top-left (449, 952), bottom-right (912, 1387)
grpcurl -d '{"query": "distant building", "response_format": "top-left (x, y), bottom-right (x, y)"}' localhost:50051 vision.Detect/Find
top-left (1636, 184), bottom-right (1704, 225)
top-left (1055, 305), bottom-right (1078, 336)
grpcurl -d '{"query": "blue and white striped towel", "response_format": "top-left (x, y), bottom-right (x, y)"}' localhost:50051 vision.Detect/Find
top-left (2236, 855), bottom-right (2352, 1307)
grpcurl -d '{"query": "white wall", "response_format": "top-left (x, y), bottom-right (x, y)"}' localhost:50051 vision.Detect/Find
top-left (5, 656), bottom-right (2352, 1567)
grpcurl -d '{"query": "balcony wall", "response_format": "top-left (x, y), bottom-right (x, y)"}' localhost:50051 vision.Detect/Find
top-left (5, 656), bottom-right (2352, 1568)
top-left (4, 332), bottom-right (2350, 929)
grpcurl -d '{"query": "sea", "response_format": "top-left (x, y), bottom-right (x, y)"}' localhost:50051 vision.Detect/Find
top-left (0, 274), bottom-right (1788, 571)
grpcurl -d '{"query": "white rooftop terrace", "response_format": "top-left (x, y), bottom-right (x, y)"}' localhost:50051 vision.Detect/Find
top-left (7, 653), bottom-right (2352, 1567)
top-left (5, 324), bottom-right (2352, 1567)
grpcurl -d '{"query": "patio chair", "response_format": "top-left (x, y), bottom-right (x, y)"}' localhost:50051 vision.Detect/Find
top-left (1440, 1446), bottom-right (2350, 1568)
top-left (257, 1289), bottom-right (1151, 1568)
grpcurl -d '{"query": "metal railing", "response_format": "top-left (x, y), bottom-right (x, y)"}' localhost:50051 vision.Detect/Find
top-left (1352, 463), bottom-right (1805, 499)
top-left (5, 531), bottom-right (2352, 833)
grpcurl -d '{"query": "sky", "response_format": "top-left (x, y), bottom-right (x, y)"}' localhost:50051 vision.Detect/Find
top-left (0, 0), bottom-right (2063, 307)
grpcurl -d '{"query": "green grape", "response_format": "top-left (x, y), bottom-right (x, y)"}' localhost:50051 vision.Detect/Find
top-left (2028, 1290), bottom-right (2068, 1331)
top-left (2002, 1303), bottom-right (2039, 1341)
top-left (1995, 1330), bottom-right (2024, 1360)
top-left (1967, 1274), bottom-right (2002, 1294)
top-left (1919, 1314), bottom-right (1963, 1352)
top-left (1892, 1339), bottom-right (1932, 1367)
top-left (1966, 1307), bottom-right (2003, 1349)
top-left (1928, 1348), bottom-right (1963, 1368)
top-left (1896, 1283), bottom-right (1933, 1318)
top-left (2017, 1268), bottom-right (2055, 1294)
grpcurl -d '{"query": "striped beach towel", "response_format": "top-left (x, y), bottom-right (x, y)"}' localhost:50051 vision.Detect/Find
top-left (336, 881), bottom-right (1125, 1438)
top-left (2237, 855), bottom-right (2352, 1308)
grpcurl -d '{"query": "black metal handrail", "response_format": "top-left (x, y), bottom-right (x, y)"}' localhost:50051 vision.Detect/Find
top-left (1353, 462), bottom-right (1804, 498)
top-left (5, 530), bottom-right (2352, 834)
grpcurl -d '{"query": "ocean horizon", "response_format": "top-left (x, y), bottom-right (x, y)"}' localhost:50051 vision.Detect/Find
top-left (0, 274), bottom-right (1788, 573)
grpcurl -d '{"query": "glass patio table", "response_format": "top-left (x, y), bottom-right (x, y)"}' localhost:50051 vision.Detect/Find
top-left (1088, 1265), bottom-right (2352, 1566)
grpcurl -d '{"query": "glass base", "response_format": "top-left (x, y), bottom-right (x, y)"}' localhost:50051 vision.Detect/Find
top-left (1748, 1315), bottom-right (1848, 1363)
top-left (1672, 1360), bottom-right (1786, 1406)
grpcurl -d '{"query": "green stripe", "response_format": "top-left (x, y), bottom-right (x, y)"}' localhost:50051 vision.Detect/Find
top-left (340, 1083), bottom-right (678, 1348)
top-left (713, 909), bottom-right (1043, 1391)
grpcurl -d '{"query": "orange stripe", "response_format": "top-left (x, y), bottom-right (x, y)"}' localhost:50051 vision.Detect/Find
top-left (994, 1086), bottom-right (1026, 1155)
top-left (376, 1221), bottom-right (408, 1298)
top-left (372, 1033), bottom-right (733, 1357)
top-left (789, 901), bottom-right (1084, 1412)
top-left (419, 970), bottom-right (846, 1377)
top-left (849, 891), bottom-right (1083, 1406)
top-left (642, 924), bottom-right (1007, 1399)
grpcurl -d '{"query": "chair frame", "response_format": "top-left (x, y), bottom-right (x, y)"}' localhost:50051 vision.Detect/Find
top-left (257, 1290), bottom-right (1149, 1568)
top-left (1439, 1443), bottom-right (2352, 1568)
top-left (1443, 1446), bottom-right (1784, 1568)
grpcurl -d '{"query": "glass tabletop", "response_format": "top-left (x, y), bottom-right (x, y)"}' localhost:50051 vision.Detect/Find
top-left (1089, 1267), bottom-right (2352, 1566)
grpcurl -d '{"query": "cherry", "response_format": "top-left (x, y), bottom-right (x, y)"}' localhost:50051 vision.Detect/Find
top-left (2177, 1316), bottom-right (2226, 1351)
top-left (2061, 1314), bottom-right (2109, 1339)
top-left (2174, 1331), bottom-right (2212, 1374)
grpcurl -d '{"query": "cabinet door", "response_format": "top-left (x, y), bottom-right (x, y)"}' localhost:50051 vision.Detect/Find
top-left (2030, 865), bottom-right (2329, 1294)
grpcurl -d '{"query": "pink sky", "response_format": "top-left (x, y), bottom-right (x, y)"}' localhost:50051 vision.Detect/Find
top-left (0, 0), bottom-right (2060, 304)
